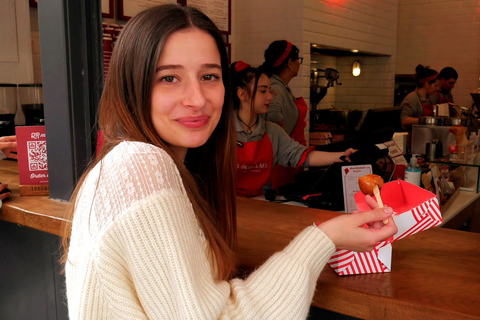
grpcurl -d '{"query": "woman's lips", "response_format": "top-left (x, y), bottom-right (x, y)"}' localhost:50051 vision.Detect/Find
top-left (177, 115), bottom-right (209, 128)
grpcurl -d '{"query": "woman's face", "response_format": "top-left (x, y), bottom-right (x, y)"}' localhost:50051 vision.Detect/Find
top-left (426, 79), bottom-right (440, 95)
top-left (251, 74), bottom-right (273, 115)
top-left (290, 57), bottom-right (301, 77)
top-left (151, 28), bottom-right (224, 159)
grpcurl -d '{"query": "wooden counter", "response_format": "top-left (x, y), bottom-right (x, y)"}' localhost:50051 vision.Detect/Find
top-left (0, 160), bottom-right (69, 237)
top-left (1, 160), bottom-right (479, 319)
top-left (236, 197), bottom-right (480, 320)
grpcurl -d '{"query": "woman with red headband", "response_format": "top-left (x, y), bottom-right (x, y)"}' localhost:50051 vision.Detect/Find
top-left (231, 61), bottom-right (355, 198)
top-left (400, 64), bottom-right (440, 128)
top-left (261, 40), bottom-right (308, 191)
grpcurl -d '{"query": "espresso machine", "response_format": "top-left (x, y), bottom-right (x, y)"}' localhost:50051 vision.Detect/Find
top-left (18, 83), bottom-right (44, 126)
top-left (0, 83), bottom-right (17, 136)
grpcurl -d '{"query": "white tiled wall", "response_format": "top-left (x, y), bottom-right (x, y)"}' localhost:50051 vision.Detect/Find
top-left (232, 0), bottom-right (399, 114)
top-left (396, 0), bottom-right (480, 108)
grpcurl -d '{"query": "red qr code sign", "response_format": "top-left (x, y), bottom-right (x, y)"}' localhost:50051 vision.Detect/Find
top-left (27, 141), bottom-right (48, 171)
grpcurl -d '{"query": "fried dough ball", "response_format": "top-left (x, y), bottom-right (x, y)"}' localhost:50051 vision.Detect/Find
top-left (358, 174), bottom-right (384, 196)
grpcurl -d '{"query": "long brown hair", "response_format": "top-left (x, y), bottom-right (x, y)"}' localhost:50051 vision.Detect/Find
top-left (62, 4), bottom-right (237, 280)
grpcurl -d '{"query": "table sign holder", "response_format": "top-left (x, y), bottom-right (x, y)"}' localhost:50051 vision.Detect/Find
top-left (15, 126), bottom-right (49, 196)
top-left (329, 180), bottom-right (442, 275)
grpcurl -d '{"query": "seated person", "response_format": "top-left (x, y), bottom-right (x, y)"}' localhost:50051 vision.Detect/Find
top-left (0, 135), bottom-right (17, 160)
top-left (231, 61), bottom-right (355, 197)
top-left (0, 135), bottom-right (16, 202)
top-left (430, 67), bottom-right (458, 104)
top-left (400, 64), bottom-right (439, 128)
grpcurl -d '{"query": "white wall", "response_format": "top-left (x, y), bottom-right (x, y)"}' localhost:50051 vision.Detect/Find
top-left (0, 0), bottom-right (34, 84)
top-left (396, 0), bottom-right (480, 108)
top-left (232, 0), bottom-right (398, 113)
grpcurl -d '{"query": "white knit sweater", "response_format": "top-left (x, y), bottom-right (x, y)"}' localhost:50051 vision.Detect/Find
top-left (66, 141), bottom-right (336, 319)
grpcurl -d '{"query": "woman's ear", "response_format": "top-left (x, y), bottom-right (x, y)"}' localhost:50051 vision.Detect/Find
top-left (287, 58), bottom-right (294, 69)
top-left (237, 88), bottom-right (249, 102)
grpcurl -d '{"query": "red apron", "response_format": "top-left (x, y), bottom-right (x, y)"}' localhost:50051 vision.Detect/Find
top-left (290, 97), bottom-right (308, 146)
top-left (270, 97), bottom-right (308, 191)
top-left (437, 91), bottom-right (453, 104)
top-left (236, 134), bottom-right (274, 197)
top-left (418, 92), bottom-right (434, 116)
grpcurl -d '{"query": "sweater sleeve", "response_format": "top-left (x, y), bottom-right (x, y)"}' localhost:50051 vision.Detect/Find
top-left (95, 191), bottom-right (335, 320)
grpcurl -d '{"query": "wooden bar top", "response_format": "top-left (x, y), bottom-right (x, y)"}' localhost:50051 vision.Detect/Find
top-left (0, 160), bottom-right (69, 237)
top-left (1, 160), bottom-right (479, 319)
top-left (236, 197), bottom-right (480, 320)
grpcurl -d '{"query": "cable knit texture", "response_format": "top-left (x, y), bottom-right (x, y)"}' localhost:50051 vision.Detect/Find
top-left (66, 141), bottom-right (336, 319)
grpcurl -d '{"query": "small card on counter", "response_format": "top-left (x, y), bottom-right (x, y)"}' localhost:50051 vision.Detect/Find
top-left (341, 165), bottom-right (372, 212)
top-left (15, 126), bottom-right (49, 196)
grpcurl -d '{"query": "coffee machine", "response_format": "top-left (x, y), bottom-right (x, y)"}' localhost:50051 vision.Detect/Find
top-left (0, 83), bottom-right (17, 136)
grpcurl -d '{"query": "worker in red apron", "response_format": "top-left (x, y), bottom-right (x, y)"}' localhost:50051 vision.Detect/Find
top-left (231, 61), bottom-right (356, 197)
top-left (430, 67), bottom-right (458, 105)
top-left (260, 40), bottom-right (309, 191)
top-left (400, 64), bottom-right (440, 129)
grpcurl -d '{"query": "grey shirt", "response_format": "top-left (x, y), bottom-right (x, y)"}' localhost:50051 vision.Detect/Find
top-left (400, 90), bottom-right (435, 120)
top-left (267, 74), bottom-right (299, 135)
top-left (236, 116), bottom-right (310, 168)
top-left (430, 90), bottom-right (454, 104)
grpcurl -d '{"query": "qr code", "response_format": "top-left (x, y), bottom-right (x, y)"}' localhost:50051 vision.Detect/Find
top-left (27, 141), bottom-right (48, 171)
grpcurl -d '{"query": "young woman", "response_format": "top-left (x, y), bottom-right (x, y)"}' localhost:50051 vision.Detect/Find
top-left (0, 135), bottom-right (16, 160)
top-left (260, 40), bottom-right (308, 190)
top-left (64, 5), bottom-right (397, 319)
top-left (231, 61), bottom-right (355, 198)
top-left (261, 40), bottom-right (305, 143)
top-left (0, 135), bottom-right (16, 202)
top-left (400, 64), bottom-right (440, 128)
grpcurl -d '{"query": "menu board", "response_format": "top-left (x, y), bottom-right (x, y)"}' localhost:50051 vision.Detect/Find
top-left (186, 0), bottom-right (230, 34)
top-left (119, 0), bottom-right (179, 20)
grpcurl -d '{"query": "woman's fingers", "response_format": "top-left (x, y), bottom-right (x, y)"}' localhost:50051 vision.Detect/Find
top-left (364, 194), bottom-right (378, 210)
top-left (0, 183), bottom-right (11, 201)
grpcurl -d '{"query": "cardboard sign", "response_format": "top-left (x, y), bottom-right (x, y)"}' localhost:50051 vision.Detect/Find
top-left (341, 165), bottom-right (372, 213)
top-left (15, 126), bottom-right (49, 195)
top-left (328, 180), bottom-right (442, 275)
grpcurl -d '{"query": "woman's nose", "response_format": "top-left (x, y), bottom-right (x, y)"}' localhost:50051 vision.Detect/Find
top-left (183, 80), bottom-right (206, 108)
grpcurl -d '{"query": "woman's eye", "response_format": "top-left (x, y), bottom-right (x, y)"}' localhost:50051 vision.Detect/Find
top-left (161, 76), bottom-right (177, 83)
top-left (203, 74), bottom-right (220, 81)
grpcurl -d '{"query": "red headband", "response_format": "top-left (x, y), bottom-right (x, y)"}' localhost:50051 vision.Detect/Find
top-left (234, 61), bottom-right (251, 73)
top-left (419, 73), bottom-right (439, 83)
top-left (272, 41), bottom-right (293, 68)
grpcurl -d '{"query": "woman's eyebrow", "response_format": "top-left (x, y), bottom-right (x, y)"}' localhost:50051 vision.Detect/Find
top-left (155, 63), bottom-right (221, 73)
top-left (203, 63), bottom-right (222, 70)
top-left (155, 64), bottom-right (183, 73)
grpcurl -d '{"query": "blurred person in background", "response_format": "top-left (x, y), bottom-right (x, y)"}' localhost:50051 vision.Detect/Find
top-left (400, 64), bottom-right (439, 128)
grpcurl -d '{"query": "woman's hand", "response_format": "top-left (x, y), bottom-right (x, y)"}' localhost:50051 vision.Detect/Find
top-left (0, 135), bottom-right (17, 160)
top-left (0, 182), bottom-right (12, 201)
top-left (318, 195), bottom-right (397, 252)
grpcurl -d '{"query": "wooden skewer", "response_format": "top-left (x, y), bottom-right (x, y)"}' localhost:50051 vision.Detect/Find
top-left (373, 184), bottom-right (389, 224)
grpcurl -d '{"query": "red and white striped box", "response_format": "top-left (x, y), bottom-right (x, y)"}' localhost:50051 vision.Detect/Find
top-left (328, 180), bottom-right (442, 276)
